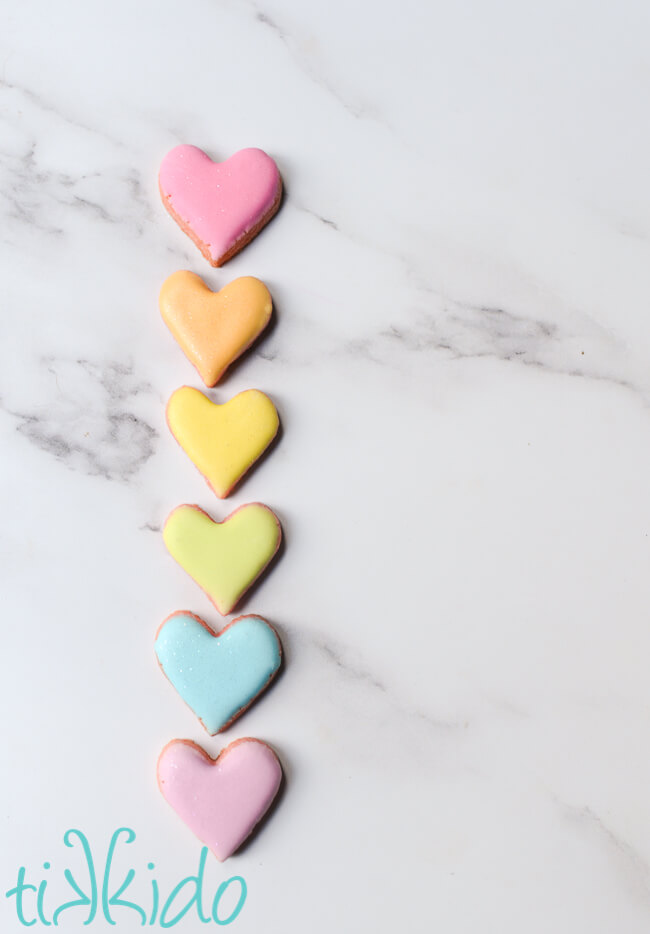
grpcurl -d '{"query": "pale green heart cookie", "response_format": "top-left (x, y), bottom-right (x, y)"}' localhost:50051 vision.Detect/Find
top-left (163, 503), bottom-right (282, 615)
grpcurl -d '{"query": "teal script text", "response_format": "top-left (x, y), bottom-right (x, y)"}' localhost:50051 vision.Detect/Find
top-left (5, 827), bottom-right (247, 927)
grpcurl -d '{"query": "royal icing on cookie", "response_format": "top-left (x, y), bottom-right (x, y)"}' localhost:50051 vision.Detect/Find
top-left (167, 386), bottom-right (279, 499)
top-left (163, 504), bottom-right (282, 616)
top-left (157, 738), bottom-right (282, 861)
top-left (160, 271), bottom-right (273, 387)
top-left (159, 145), bottom-right (282, 267)
top-left (155, 613), bottom-right (282, 734)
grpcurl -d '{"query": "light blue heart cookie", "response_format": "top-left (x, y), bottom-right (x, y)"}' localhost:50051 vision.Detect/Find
top-left (155, 612), bottom-right (282, 734)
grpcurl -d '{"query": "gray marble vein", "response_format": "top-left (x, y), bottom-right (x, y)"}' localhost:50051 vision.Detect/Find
top-left (1, 358), bottom-right (158, 482)
top-left (560, 801), bottom-right (650, 903)
top-left (250, 4), bottom-right (379, 122)
top-left (287, 195), bottom-right (650, 401)
top-left (0, 77), bottom-right (123, 147)
top-left (302, 629), bottom-right (463, 733)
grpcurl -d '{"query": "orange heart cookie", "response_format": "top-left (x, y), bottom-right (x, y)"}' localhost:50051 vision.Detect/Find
top-left (160, 271), bottom-right (273, 387)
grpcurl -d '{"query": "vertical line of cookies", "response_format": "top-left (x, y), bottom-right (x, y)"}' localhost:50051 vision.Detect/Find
top-left (154, 144), bottom-right (286, 862)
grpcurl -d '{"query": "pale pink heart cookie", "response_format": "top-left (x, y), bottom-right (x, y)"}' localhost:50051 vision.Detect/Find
top-left (159, 145), bottom-right (282, 266)
top-left (157, 738), bottom-right (282, 861)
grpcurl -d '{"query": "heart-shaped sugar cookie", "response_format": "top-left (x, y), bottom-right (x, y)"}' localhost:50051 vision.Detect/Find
top-left (163, 503), bottom-right (282, 616)
top-left (159, 145), bottom-right (282, 266)
top-left (160, 271), bottom-right (273, 387)
top-left (167, 386), bottom-right (279, 499)
top-left (157, 738), bottom-right (282, 861)
top-left (155, 613), bottom-right (282, 734)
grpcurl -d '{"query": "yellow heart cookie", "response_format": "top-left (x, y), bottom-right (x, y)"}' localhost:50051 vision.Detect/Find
top-left (163, 504), bottom-right (282, 615)
top-left (167, 386), bottom-right (279, 498)
top-left (160, 271), bottom-right (273, 387)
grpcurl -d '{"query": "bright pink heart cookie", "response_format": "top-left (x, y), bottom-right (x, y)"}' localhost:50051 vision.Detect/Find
top-left (159, 145), bottom-right (282, 266)
top-left (157, 738), bottom-right (282, 861)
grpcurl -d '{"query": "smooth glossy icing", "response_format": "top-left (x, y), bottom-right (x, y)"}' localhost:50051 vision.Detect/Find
top-left (167, 386), bottom-right (279, 499)
top-left (159, 271), bottom-right (273, 387)
top-left (157, 738), bottom-right (282, 861)
top-left (159, 145), bottom-right (282, 266)
top-left (155, 613), bottom-right (282, 734)
top-left (162, 504), bottom-right (282, 616)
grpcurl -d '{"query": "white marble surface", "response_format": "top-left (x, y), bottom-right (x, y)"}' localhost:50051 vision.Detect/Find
top-left (2, 0), bottom-right (650, 930)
